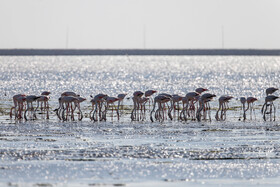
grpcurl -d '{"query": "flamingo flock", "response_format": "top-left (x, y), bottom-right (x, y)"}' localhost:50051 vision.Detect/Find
top-left (9, 87), bottom-right (279, 122)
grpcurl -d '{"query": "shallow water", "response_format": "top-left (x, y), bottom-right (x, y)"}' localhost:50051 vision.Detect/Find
top-left (1, 56), bottom-right (280, 186)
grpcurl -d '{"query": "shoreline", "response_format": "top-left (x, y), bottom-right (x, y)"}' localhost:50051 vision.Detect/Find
top-left (0, 49), bottom-right (280, 56)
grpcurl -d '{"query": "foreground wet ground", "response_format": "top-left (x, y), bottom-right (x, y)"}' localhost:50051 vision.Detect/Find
top-left (1, 112), bottom-right (280, 186)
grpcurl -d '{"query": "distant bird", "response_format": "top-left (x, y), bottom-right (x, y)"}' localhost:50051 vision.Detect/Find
top-left (145, 90), bottom-right (157, 97)
top-left (91, 94), bottom-right (107, 121)
top-left (131, 91), bottom-right (144, 121)
top-left (117, 93), bottom-right (127, 117)
top-left (195, 88), bottom-right (208, 94)
top-left (61, 96), bottom-right (79, 121)
top-left (145, 90), bottom-right (157, 109)
top-left (35, 91), bottom-right (51, 119)
top-left (103, 96), bottom-right (119, 121)
top-left (24, 95), bottom-right (40, 120)
top-left (196, 93), bottom-right (216, 122)
top-left (169, 95), bottom-right (183, 120)
top-left (215, 95), bottom-right (233, 121)
top-left (245, 97), bottom-right (258, 120)
top-left (180, 92), bottom-right (199, 121)
top-left (138, 97), bottom-right (149, 120)
top-left (74, 96), bottom-right (86, 121)
top-left (41, 91), bottom-right (51, 96)
top-left (239, 97), bottom-right (247, 121)
top-left (10, 94), bottom-right (26, 119)
top-left (61, 91), bottom-right (78, 97)
top-left (150, 95), bottom-right (171, 122)
top-left (266, 87), bottom-right (278, 96)
top-left (261, 95), bottom-right (279, 121)
top-left (35, 95), bottom-right (50, 119)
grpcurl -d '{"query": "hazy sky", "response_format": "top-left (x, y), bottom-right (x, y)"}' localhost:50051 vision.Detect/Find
top-left (1, 0), bottom-right (280, 49)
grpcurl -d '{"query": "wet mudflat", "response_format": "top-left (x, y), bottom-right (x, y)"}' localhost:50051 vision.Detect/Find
top-left (1, 56), bottom-right (280, 186)
top-left (1, 115), bottom-right (280, 186)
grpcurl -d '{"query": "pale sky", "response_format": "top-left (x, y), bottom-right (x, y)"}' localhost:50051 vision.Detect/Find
top-left (0, 0), bottom-right (280, 49)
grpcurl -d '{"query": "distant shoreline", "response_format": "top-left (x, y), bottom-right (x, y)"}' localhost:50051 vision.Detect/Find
top-left (1, 49), bottom-right (280, 56)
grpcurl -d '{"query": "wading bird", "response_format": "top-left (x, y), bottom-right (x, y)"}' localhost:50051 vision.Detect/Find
top-left (24, 95), bottom-right (40, 120)
top-left (150, 95), bottom-right (171, 122)
top-left (245, 97), bottom-right (258, 120)
top-left (266, 87), bottom-right (278, 96)
top-left (261, 95), bottom-right (279, 121)
top-left (117, 93), bottom-right (127, 116)
top-left (239, 97), bottom-right (247, 121)
top-left (131, 91), bottom-right (144, 121)
top-left (196, 93), bottom-right (216, 122)
top-left (215, 95), bottom-right (233, 121)
top-left (180, 92), bottom-right (199, 121)
top-left (10, 94), bottom-right (26, 119)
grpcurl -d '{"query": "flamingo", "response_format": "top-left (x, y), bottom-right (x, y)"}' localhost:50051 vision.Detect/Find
top-left (24, 95), bottom-right (40, 120)
top-left (261, 95), bottom-right (279, 121)
top-left (74, 96), bottom-right (86, 120)
top-left (195, 88), bottom-right (209, 118)
top-left (169, 95), bottom-right (183, 120)
top-left (34, 91), bottom-right (51, 119)
top-left (266, 87), bottom-right (278, 96)
top-left (196, 93), bottom-right (216, 122)
top-left (195, 88), bottom-right (208, 94)
top-left (138, 97), bottom-right (149, 120)
top-left (10, 94), bottom-right (26, 119)
top-left (215, 95), bottom-right (233, 121)
top-left (131, 91), bottom-right (144, 121)
top-left (41, 91), bottom-right (51, 96)
top-left (35, 95), bottom-right (50, 119)
top-left (239, 97), bottom-right (247, 121)
top-left (150, 95), bottom-right (171, 122)
top-left (61, 96), bottom-right (79, 121)
top-left (117, 93), bottom-right (127, 116)
top-left (91, 94), bottom-right (107, 121)
top-left (144, 90), bottom-right (157, 110)
top-left (180, 92), bottom-right (200, 121)
top-left (158, 93), bottom-right (172, 120)
top-left (102, 96), bottom-right (119, 121)
top-left (61, 91), bottom-right (78, 97)
top-left (245, 97), bottom-right (258, 120)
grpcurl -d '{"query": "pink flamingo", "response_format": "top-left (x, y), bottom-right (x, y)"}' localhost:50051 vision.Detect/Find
top-left (195, 88), bottom-right (208, 94)
top-left (145, 90), bottom-right (157, 110)
top-left (262, 95), bottom-right (279, 121)
top-left (91, 94), bottom-right (107, 121)
top-left (10, 94), bottom-right (26, 119)
top-left (24, 95), bottom-right (40, 120)
top-left (117, 93), bottom-right (127, 117)
top-left (196, 93), bottom-right (216, 122)
top-left (35, 91), bottom-right (51, 119)
top-left (266, 87), bottom-right (278, 96)
top-left (169, 95), bottom-right (183, 120)
top-left (54, 91), bottom-right (78, 120)
top-left (158, 93), bottom-right (172, 120)
top-left (61, 91), bottom-right (77, 97)
top-left (138, 97), bottom-right (149, 120)
top-left (215, 95), bottom-right (233, 121)
top-left (102, 96), bottom-right (119, 121)
top-left (61, 96), bottom-right (79, 121)
top-left (35, 95), bottom-right (50, 119)
top-left (131, 91), bottom-right (144, 121)
top-left (245, 97), bottom-right (258, 120)
top-left (150, 95), bottom-right (171, 122)
top-left (74, 96), bottom-right (86, 120)
top-left (239, 97), bottom-right (247, 121)
top-left (180, 92), bottom-right (200, 121)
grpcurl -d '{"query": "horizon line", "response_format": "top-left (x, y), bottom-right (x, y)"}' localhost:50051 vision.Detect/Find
top-left (1, 48), bottom-right (280, 56)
